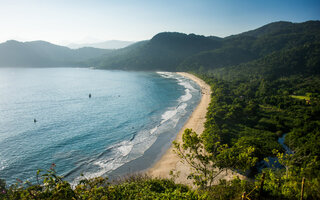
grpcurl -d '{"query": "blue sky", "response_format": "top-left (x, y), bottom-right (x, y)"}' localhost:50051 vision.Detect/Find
top-left (0, 0), bottom-right (319, 45)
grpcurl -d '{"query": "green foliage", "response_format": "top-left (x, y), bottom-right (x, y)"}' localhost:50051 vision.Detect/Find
top-left (190, 23), bottom-right (320, 197)
top-left (2, 164), bottom-right (76, 200)
top-left (199, 177), bottom-right (255, 200)
top-left (199, 68), bottom-right (320, 166)
top-left (213, 42), bottom-right (320, 81)
top-left (259, 150), bottom-right (320, 199)
top-left (178, 46), bottom-right (256, 72)
top-left (1, 166), bottom-right (206, 200)
top-left (173, 128), bottom-right (256, 188)
top-left (2, 167), bottom-right (261, 200)
top-left (0, 178), bottom-right (6, 199)
top-left (291, 95), bottom-right (310, 101)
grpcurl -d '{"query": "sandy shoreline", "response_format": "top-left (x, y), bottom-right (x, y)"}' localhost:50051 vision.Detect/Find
top-left (147, 72), bottom-right (212, 185)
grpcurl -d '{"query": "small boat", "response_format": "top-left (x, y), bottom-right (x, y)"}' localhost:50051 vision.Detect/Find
top-left (89, 93), bottom-right (92, 98)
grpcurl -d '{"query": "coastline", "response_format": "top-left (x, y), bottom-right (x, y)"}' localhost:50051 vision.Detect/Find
top-left (105, 71), bottom-right (202, 180)
top-left (147, 72), bottom-right (211, 185)
top-left (147, 72), bottom-right (244, 186)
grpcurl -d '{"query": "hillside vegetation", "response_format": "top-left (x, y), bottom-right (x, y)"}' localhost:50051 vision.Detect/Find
top-left (193, 24), bottom-right (320, 198)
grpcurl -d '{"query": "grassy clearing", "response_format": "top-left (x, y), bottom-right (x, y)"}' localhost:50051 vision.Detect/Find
top-left (291, 95), bottom-right (310, 101)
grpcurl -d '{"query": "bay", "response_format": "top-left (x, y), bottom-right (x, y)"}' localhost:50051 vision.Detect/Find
top-left (0, 68), bottom-right (200, 185)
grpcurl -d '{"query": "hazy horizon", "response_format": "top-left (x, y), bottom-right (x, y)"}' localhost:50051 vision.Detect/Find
top-left (0, 0), bottom-right (319, 45)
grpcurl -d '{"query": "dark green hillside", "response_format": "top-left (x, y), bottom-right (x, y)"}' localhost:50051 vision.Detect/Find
top-left (184, 21), bottom-right (320, 72)
top-left (93, 32), bottom-right (222, 71)
top-left (177, 46), bottom-right (256, 72)
top-left (213, 42), bottom-right (320, 80)
top-left (234, 20), bottom-right (320, 38)
top-left (0, 40), bottom-right (112, 67)
top-left (225, 21), bottom-right (320, 55)
top-left (199, 41), bottom-right (320, 160)
top-left (93, 21), bottom-right (320, 72)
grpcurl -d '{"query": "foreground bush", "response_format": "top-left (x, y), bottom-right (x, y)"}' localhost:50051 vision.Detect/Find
top-left (0, 164), bottom-right (254, 200)
top-left (0, 165), bottom-right (204, 200)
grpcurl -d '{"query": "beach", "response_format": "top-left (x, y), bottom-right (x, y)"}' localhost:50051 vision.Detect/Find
top-left (148, 72), bottom-right (243, 186)
top-left (147, 72), bottom-right (211, 185)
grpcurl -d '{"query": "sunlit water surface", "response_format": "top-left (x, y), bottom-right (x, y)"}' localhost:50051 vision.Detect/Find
top-left (0, 68), bottom-right (200, 185)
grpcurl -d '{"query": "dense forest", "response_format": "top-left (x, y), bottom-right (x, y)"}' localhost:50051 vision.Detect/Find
top-left (1, 20), bottom-right (319, 199)
top-left (195, 47), bottom-right (320, 199)
top-left (182, 21), bottom-right (320, 198)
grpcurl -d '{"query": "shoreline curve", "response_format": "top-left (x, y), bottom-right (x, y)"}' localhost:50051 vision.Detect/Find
top-left (147, 72), bottom-right (211, 185)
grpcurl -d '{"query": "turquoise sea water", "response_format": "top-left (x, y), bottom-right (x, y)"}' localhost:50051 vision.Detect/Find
top-left (0, 68), bottom-right (200, 185)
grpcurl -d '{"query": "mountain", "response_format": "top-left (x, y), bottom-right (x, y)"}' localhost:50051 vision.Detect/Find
top-left (92, 21), bottom-right (320, 72)
top-left (93, 32), bottom-right (222, 71)
top-left (178, 21), bottom-right (320, 72)
top-left (0, 40), bottom-right (112, 67)
top-left (1, 21), bottom-right (319, 70)
top-left (68, 40), bottom-right (135, 49)
top-left (231, 20), bottom-right (320, 38)
top-left (212, 42), bottom-right (320, 81)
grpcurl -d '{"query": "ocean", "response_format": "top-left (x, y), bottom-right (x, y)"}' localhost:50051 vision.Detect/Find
top-left (0, 68), bottom-right (200, 185)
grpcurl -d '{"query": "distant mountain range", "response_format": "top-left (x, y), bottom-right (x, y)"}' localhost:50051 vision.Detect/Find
top-left (67, 40), bottom-right (135, 49)
top-left (0, 40), bottom-right (112, 67)
top-left (1, 20), bottom-right (319, 73)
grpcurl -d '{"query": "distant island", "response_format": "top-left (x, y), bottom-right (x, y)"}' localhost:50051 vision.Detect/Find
top-left (67, 40), bottom-right (135, 49)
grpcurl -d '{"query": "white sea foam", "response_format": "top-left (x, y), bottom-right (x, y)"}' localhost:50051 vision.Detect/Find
top-left (156, 71), bottom-right (176, 79)
top-left (0, 159), bottom-right (8, 171)
top-left (75, 101), bottom-right (188, 182)
top-left (177, 79), bottom-right (196, 91)
top-left (150, 126), bottom-right (158, 135)
top-left (161, 109), bottom-right (178, 124)
top-left (158, 72), bottom-right (196, 103)
top-left (74, 72), bottom-right (198, 184)
top-left (178, 102), bottom-right (187, 110)
top-left (72, 140), bottom-right (135, 182)
top-left (118, 141), bottom-right (134, 156)
top-left (86, 160), bottom-right (119, 179)
top-left (160, 103), bottom-right (187, 125)
top-left (157, 72), bottom-right (195, 125)
top-left (75, 129), bottom-right (158, 183)
top-left (180, 89), bottom-right (192, 102)
top-left (157, 71), bottom-right (196, 91)
top-left (157, 75), bottom-right (192, 127)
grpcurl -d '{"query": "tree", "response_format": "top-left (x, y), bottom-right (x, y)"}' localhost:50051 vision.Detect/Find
top-left (173, 129), bottom-right (257, 188)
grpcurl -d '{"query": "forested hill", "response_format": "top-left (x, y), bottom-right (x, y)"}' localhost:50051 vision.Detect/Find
top-left (0, 40), bottom-right (112, 67)
top-left (212, 42), bottom-right (320, 80)
top-left (91, 32), bottom-right (222, 71)
top-left (92, 20), bottom-right (320, 72)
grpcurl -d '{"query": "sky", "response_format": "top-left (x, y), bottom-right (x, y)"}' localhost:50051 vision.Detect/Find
top-left (0, 0), bottom-right (319, 45)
